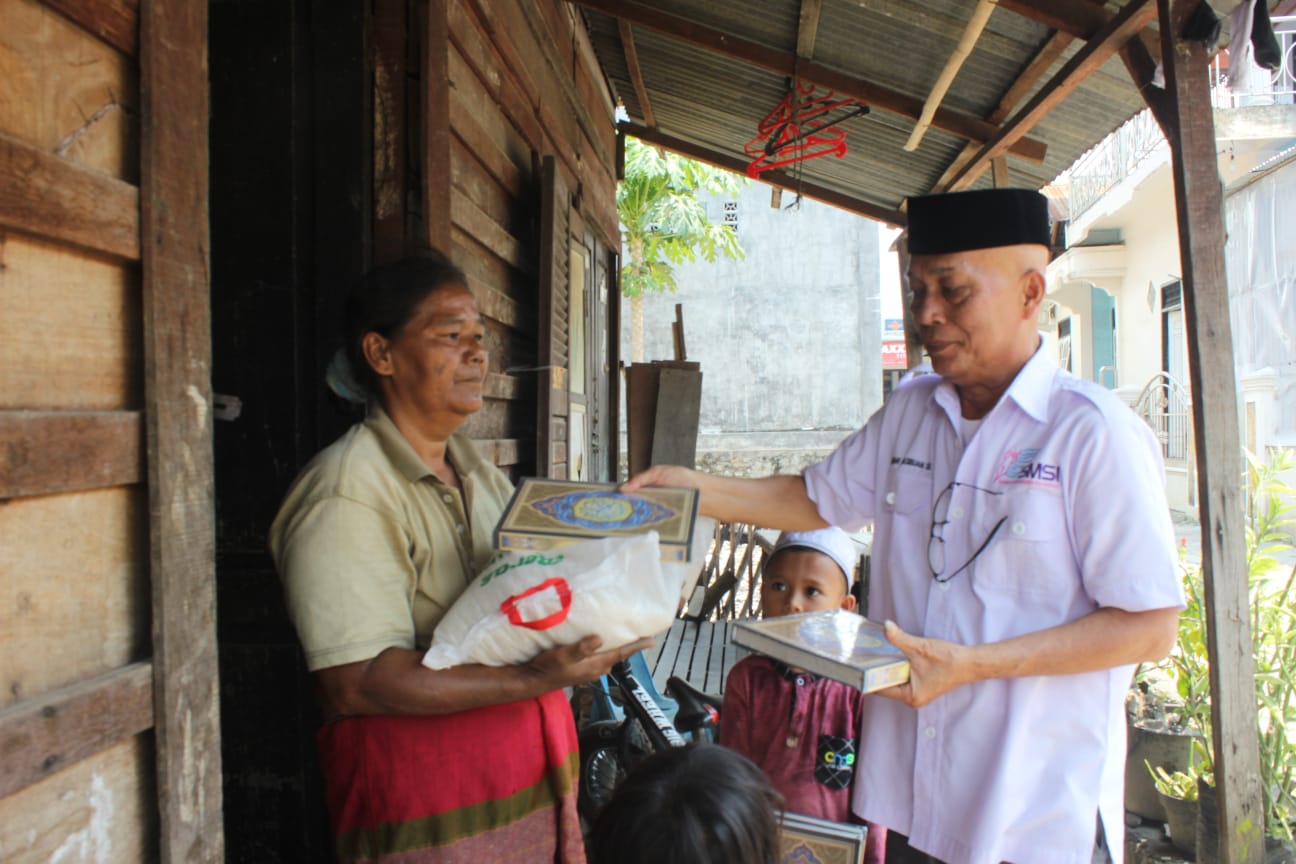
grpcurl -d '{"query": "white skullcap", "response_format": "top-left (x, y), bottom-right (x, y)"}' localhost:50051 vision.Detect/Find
top-left (769, 527), bottom-right (858, 588)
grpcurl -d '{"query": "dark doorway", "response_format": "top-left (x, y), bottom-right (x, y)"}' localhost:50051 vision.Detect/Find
top-left (210, 1), bottom-right (370, 859)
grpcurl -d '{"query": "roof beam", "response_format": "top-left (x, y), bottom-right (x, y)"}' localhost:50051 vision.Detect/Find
top-left (1009, 0), bottom-right (1169, 129)
top-left (930, 30), bottom-right (1071, 191)
top-left (796, 0), bottom-right (823, 59)
top-left (943, 0), bottom-right (1157, 191)
top-left (620, 121), bottom-right (906, 227)
top-left (569, 0), bottom-right (1048, 162)
top-left (996, 0), bottom-right (1108, 38)
top-left (619, 21), bottom-right (656, 127)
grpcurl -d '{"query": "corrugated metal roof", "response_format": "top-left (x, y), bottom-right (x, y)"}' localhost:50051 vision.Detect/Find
top-left (578, 0), bottom-right (1155, 223)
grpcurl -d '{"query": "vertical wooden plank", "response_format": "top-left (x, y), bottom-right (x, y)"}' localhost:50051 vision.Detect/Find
top-left (991, 155), bottom-right (1009, 188)
top-left (1157, 2), bottom-right (1264, 862)
top-left (425, 0), bottom-right (452, 251)
top-left (537, 155), bottom-right (570, 478)
top-left (603, 244), bottom-right (622, 480)
top-left (372, 0), bottom-right (407, 262)
top-left (138, 0), bottom-right (223, 860)
top-left (650, 366), bottom-right (702, 469)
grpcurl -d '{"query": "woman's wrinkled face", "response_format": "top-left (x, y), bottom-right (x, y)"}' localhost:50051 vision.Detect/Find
top-left (760, 549), bottom-right (853, 619)
top-left (366, 283), bottom-right (487, 422)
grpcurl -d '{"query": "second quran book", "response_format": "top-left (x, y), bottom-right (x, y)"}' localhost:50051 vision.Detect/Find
top-left (494, 478), bottom-right (700, 562)
top-left (732, 609), bottom-right (910, 693)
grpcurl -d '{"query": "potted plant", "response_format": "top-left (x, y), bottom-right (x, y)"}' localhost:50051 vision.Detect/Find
top-left (1149, 759), bottom-right (1202, 857)
top-left (1152, 449), bottom-right (1296, 857)
top-left (1125, 679), bottom-right (1198, 820)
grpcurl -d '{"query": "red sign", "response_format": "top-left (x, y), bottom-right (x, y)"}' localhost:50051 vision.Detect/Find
top-left (882, 342), bottom-right (908, 370)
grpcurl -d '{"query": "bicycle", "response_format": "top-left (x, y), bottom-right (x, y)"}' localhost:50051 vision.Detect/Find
top-left (574, 651), bottom-right (722, 824)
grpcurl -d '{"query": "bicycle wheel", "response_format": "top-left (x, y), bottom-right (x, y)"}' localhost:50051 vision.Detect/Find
top-left (577, 720), bottom-right (626, 824)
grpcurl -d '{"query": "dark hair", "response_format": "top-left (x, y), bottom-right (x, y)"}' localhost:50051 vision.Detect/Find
top-left (342, 250), bottom-right (467, 398)
top-left (585, 745), bottom-right (784, 864)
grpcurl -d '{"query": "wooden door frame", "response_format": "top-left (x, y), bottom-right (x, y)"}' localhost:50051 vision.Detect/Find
top-left (140, 0), bottom-right (225, 858)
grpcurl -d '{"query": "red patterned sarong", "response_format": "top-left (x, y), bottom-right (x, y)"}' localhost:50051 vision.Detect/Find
top-left (318, 689), bottom-right (585, 863)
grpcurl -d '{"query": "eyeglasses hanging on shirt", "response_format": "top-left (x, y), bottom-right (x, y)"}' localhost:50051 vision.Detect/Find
top-left (928, 481), bottom-right (1007, 583)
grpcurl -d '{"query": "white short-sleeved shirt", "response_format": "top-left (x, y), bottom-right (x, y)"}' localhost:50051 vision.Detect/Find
top-left (804, 346), bottom-right (1184, 864)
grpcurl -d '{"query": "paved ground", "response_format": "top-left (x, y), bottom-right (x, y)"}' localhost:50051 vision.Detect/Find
top-left (1172, 509), bottom-right (1296, 571)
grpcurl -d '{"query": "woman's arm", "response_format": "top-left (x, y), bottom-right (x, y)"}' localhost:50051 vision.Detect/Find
top-left (623, 466), bottom-right (825, 530)
top-left (316, 635), bottom-right (654, 717)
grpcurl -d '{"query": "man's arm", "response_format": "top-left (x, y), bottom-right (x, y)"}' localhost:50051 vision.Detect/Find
top-left (622, 466), bottom-right (826, 530)
top-left (315, 635), bottom-right (654, 717)
top-left (877, 605), bottom-right (1179, 708)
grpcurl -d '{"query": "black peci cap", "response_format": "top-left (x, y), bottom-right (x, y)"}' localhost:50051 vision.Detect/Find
top-left (906, 188), bottom-right (1051, 255)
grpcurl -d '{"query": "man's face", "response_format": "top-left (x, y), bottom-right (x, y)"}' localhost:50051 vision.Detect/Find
top-left (906, 245), bottom-right (1045, 389)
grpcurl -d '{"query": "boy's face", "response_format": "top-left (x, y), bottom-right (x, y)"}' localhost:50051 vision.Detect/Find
top-left (760, 548), bottom-right (857, 618)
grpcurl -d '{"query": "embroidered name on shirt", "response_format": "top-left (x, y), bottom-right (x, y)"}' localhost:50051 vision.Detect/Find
top-left (890, 456), bottom-right (932, 470)
top-left (994, 447), bottom-right (1061, 487)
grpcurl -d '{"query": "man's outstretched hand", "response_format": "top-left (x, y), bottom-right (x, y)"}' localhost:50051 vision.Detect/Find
top-left (875, 620), bottom-right (975, 708)
top-left (620, 464), bottom-right (694, 494)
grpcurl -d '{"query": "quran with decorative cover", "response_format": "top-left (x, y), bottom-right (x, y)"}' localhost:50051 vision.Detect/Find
top-left (779, 811), bottom-right (869, 864)
top-left (733, 609), bottom-right (910, 693)
top-left (493, 478), bottom-right (700, 562)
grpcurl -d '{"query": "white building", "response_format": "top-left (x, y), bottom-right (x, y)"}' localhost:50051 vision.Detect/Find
top-left (1043, 15), bottom-right (1296, 514)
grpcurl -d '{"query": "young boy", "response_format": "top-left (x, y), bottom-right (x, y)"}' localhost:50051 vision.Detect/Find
top-left (721, 527), bottom-right (886, 864)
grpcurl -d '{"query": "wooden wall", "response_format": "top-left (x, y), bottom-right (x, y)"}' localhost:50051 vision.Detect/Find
top-left (426, 0), bottom-right (621, 480)
top-left (0, 0), bottom-right (222, 861)
top-left (209, 0), bottom-right (621, 859)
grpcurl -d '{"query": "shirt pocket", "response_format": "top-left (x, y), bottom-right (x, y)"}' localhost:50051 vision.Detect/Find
top-left (882, 467), bottom-right (933, 521)
top-left (968, 490), bottom-right (1076, 600)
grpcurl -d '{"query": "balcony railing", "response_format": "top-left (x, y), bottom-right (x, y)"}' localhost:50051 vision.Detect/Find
top-left (1063, 108), bottom-right (1166, 222)
top-left (1054, 16), bottom-right (1295, 222)
top-left (1211, 15), bottom-right (1296, 108)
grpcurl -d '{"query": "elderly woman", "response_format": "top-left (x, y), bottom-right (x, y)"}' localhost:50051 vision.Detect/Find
top-left (270, 251), bottom-right (647, 863)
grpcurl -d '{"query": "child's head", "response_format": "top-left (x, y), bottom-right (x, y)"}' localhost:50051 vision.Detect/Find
top-left (761, 527), bottom-right (858, 618)
top-left (585, 744), bottom-right (783, 864)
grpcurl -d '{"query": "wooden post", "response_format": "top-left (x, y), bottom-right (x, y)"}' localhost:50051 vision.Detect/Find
top-left (140, 0), bottom-right (224, 860)
top-left (1157, 2), bottom-right (1264, 861)
top-left (424, 0), bottom-right (452, 251)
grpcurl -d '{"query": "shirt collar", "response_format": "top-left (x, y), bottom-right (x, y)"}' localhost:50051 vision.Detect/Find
top-left (1001, 340), bottom-right (1057, 423)
top-left (932, 339), bottom-right (1056, 425)
top-left (364, 403), bottom-right (488, 484)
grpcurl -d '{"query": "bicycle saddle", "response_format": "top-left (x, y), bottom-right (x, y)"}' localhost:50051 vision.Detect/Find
top-left (665, 676), bottom-right (721, 734)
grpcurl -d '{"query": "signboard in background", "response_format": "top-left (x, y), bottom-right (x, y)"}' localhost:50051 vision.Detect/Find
top-left (882, 318), bottom-right (905, 341)
top-left (882, 341), bottom-right (907, 369)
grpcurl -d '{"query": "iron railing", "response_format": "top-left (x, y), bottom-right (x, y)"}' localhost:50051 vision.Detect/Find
top-left (1059, 16), bottom-right (1295, 221)
top-left (1211, 15), bottom-right (1296, 108)
top-left (1133, 372), bottom-right (1194, 463)
top-left (1065, 109), bottom-right (1167, 221)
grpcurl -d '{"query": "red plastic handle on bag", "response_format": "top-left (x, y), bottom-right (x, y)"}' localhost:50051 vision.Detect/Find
top-left (500, 577), bottom-right (573, 630)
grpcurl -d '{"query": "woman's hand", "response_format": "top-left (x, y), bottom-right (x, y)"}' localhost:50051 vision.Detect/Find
top-left (524, 635), bottom-right (657, 690)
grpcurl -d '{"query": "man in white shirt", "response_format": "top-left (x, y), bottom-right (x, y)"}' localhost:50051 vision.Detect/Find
top-left (625, 188), bottom-right (1183, 864)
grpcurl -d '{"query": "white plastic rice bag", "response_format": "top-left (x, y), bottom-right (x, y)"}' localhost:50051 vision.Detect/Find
top-left (422, 519), bottom-right (714, 670)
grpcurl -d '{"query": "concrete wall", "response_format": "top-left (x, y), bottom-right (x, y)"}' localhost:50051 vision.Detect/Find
top-left (624, 183), bottom-right (883, 472)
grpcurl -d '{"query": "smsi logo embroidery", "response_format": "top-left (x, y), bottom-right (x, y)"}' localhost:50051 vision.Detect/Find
top-left (890, 455), bottom-right (932, 470)
top-left (994, 447), bottom-right (1061, 486)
